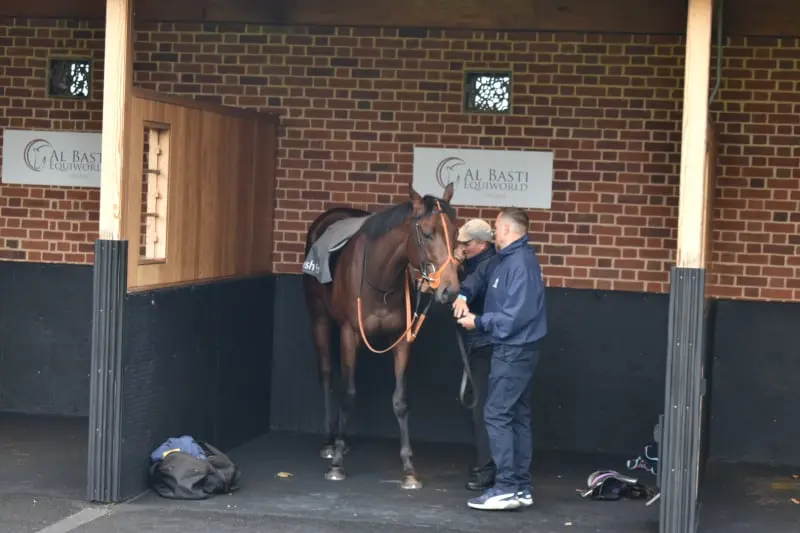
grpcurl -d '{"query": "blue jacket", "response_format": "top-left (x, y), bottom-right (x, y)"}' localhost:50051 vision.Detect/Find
top-left (464, 235), bottom-right (547, 346)
top-left (457, 246), bottom-right (498, 349)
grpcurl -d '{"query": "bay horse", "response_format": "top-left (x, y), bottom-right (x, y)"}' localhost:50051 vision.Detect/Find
top-left (302, 183), bottom-right (461, 489)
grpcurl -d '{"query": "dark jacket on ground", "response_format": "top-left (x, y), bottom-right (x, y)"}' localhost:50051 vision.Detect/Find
top-left (457, 246), bottom-right (499, 349)
top-left (464, 235), bottom-right (547, 346)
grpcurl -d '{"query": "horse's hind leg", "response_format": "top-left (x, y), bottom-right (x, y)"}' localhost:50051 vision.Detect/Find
top-left (326, 324), bottom-right (358, 481)
top-left (311, 311), bottom-right (336, 459)
top-left (394, 341), bottom-right (422, 489)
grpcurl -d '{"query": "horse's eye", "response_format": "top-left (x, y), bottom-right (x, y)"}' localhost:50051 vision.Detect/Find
top-left (422, 231), bottom-right (434, 240)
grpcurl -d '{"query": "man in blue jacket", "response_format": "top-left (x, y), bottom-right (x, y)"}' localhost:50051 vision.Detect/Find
top-left (453, 219), bottom-right (500, 492)
top-left (455, 207), bottom-right (547, 511)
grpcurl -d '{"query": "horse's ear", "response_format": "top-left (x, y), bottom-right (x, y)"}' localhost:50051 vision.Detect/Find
top-left (409, 184), bottom-right (424, 212)
top-left (442, 182), bottom-right (454, 203)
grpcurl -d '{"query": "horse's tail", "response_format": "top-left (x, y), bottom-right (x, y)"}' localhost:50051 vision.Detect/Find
top-left (304, 211), bottom-right (331, 255)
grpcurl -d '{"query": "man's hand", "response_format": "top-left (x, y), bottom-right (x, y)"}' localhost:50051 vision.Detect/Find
top-left (452, 297), bottom-right (469, 318)
top-left (457, 312), bottom-right (477, 330)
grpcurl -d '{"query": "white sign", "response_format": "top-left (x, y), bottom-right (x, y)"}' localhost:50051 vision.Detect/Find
top-left (412, 146), bottom-right (554, 209)
top-left (1, 128), bottom-right (102, 187)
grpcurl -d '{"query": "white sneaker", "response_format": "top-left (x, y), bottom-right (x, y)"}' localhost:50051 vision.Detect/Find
top-left (467, 487), bottom-right (522, 511)
top-left (516, 487), bottom-right (534, 507)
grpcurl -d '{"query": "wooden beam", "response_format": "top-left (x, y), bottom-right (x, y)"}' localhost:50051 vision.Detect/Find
top-left (200, 0), bottom-right (687, 34)
top-left (3, 0), bottom-right (800, 37)
top-left (0, 0), bottom-right (688, 34)
top-left (0, 0), bottom-right (105, 19)
top-left (98, 0), bottom-right (134, 241)
top-left (675, 0), bottom-right (714, 269)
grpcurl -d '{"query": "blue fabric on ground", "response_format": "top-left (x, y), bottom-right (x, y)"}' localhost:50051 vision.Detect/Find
top-left (151, 435), bottom-right (207, 462)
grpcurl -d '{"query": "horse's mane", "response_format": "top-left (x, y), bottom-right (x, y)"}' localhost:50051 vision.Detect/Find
top-left (361, 195), bottom-right (457, 241)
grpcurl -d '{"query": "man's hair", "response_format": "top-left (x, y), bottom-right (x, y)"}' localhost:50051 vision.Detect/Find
top-left (499, 207), bottom-right (529, 234)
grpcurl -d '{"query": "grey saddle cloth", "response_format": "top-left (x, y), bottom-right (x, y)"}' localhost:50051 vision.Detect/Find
top-left (302, 216), bottom-right (372, 284)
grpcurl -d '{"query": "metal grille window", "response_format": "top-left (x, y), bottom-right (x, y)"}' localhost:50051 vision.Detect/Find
top-left (464, 71), bottom-right (511, 114)
top-left (47, 58), bottom-right (92, 99)
top-left (140, 123), bottom-right (171, 263)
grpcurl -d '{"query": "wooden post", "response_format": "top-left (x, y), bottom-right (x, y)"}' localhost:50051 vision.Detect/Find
top-left (99, 0), bottom-right (134, 240)
top-left (659, 1), bottom-right (715, 533)
top-left (675, 0), bottom-right (714, 268)
top-left (87, 0), bottom-right (134, 504)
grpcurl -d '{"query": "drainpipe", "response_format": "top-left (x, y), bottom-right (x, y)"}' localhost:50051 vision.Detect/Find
top-left (708, 0), bottom-right (724, 106)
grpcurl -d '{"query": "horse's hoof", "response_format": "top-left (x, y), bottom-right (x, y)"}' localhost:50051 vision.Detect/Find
top-left (400, 475), bottom-right (423, 490)
top-left (320, 445), bottom-right (335, 459)
top-left (325, 467), bottom-right (346, 481)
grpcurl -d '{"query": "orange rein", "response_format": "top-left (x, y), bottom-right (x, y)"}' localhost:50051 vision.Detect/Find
top-left (356, 200), bottom-right (456, 354)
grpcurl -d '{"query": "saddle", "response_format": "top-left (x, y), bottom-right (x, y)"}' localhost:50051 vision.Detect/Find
top-left (578, 470), bottom-right (656, 501)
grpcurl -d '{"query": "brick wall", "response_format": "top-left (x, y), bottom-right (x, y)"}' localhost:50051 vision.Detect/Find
top-left (136, 24), bottom-right (688, 294)
top-left (0, 19), bottom-right (103, 263)
top-left (1, 18), bottom-right (798, 301)
top-left (711, 37), bottom-right (800, 300)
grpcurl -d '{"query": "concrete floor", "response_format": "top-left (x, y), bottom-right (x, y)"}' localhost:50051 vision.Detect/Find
top-left (73, 431), bottom-right (661, 533)
top-left (0, 414), bottom-right (797, 533)
top-left (0, 413), bottom-right (89, 533)
top-left (698, 459), bottom-right (800, 533)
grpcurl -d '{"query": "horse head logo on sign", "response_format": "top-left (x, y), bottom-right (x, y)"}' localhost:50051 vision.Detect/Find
top-left (22, 138), bottom-right (54, 172)
top-left (435, 157), bottom-right (465, 191)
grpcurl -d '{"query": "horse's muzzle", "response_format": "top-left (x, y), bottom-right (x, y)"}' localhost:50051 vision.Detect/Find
top-left (435, 284), bottom-right (458, 305)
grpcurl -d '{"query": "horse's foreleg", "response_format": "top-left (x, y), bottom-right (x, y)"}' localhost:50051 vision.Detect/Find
top-left (312, 314), bottom-right (336, 459)
top-left (393, 341), bottom-right (422, 489)
top-left (326, 324), bottom-right (358, 481)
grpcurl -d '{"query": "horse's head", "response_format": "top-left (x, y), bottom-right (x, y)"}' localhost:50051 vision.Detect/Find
top-left (406, 183), bottom-right (460, 305)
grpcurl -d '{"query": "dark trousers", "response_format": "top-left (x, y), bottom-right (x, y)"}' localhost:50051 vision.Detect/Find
top-left (466, 343), bottom-right (493, 468)
top-left (484, 343), bottom-right (541, 493)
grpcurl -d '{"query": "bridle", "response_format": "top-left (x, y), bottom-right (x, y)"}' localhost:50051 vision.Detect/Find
top-left (356, 199), bottom-right (456, 354)
top-left (409, 199), bottom-right (457, 291)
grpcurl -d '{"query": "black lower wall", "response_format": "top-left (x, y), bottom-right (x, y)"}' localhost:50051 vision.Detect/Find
top-left (708, 298), bottom-right (800, 467)
top-left (0, 260), bottom-right (93, 416)
top-left (270, 275), bottom-right (670, 457)
top-left (1, 260), bottom-right (797, 481)
top-left (269, 274), bottom-right (800, 467)
top-left (118, 275), bottom-right (275, 498)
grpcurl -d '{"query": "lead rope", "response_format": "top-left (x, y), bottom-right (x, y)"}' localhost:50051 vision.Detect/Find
top-left (455, 330), bottom-right (478, 410)
top-left (356, 269), bottom-right (418, 354)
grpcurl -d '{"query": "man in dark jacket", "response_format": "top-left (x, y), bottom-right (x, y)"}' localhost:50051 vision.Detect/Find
top-left (455, 207), bottom-right (547, 511)
top-left (452, 219), bottom-right (500, 491)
